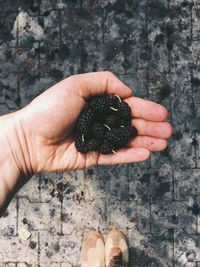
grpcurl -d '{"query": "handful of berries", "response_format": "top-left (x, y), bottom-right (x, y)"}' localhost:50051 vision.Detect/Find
top-left (74, 94), bottom-right (137, 154)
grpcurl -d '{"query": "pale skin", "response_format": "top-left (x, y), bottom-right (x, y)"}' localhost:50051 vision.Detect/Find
top-left (0, 71), bottom-right (172, 212)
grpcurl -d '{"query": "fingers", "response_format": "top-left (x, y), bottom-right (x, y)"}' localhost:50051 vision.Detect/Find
top-left (68, 72), bottom-right (169, 123)
top-left (69, 71), bottom-right (133, 99)
top-left (69, 72), bottom-right (169, 124)
top-left (132, 119), bottom-right (172, 139)
top-left (129, 136), bottom-right (168, 151)
top-left (125, 97), bottom-right (168, 122)
top-left (97, 147), bottom-right (150, 165)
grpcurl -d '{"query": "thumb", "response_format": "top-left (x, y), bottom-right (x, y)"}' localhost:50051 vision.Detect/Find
top-left (67, 71), bottom-right (133, 99)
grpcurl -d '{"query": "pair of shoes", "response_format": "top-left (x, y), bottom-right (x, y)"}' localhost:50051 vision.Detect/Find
top-left (81, 230), bottom-right (128, 267)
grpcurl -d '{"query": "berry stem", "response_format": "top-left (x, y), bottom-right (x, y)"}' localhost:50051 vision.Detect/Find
top-left (110, 107), bottom-right (118, 112)
top-left (104, 124), bottom-right (112, 131)
top-left (81, 134), bottom-right (85, 142)
top-left (115, 94), bottom-right (122, 103)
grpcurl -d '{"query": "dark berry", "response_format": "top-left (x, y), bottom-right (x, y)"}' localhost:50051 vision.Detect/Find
top-left (108, 94), bottom-right (119, 107)
top-left (104, 113), bottom-right (118, 128)
top-left (92, 123), bottom-right (106, 139)
top-left (105, 125), bottom-right (137, 147)
top-left (75, 136), bottom-right (88, 154)
top-left (85, 138), bottom-right (102, 152)
top-left (75, 108), bottom-right (95, 134)
top-left (88, 94), bottom-right (118, 115)
top-left (117, 101), bottom-right (132, 122)
top-left (74, 94), bottom-right (138, 154)
top-left (118, 118), bottom-right (131, 127)
top-left (75, 136), bottom-right (102, 153)
top-left (100, 140), bottom-right (116, 154)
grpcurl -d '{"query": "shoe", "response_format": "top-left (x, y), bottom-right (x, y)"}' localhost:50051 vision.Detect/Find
top-left (81, 230), bottom-right (105, 267)
top-left (105, 230), bottom-right (129, 267)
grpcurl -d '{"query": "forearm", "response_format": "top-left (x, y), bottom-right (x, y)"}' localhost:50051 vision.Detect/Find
top-left (0, 112), bottom-right (31, 211)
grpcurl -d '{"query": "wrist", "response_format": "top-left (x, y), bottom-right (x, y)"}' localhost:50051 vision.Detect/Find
top-left (0, 111), bottom-right (33, 209)
top-left (0, 111), bottom-right (33, 176)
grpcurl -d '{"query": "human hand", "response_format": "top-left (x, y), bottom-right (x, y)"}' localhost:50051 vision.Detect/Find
top-left (0, 71), bottom-right (172, 212)
top-left (14, 71), bottom-right (172, 173)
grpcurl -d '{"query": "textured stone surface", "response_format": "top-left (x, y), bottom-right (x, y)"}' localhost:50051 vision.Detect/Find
top-left (40, 231), bottom-right (82, 266)
top-left (151, 198), bottom-right (197, 235)
top-left (129, 163), bottom-right (173, 201)
top-left (174, 229), bottom-right (200, 265)
top-left (174, 169), bottom-right (200, 200)
top-left (18, 198), bottom-right (62, 234)
top-left (128, 227), bottom-right (174, 267)
top-left (62, 196), bottom-right (107, 234)
top-left (0, 0), bottom-right (200, 266)
top-left (0, 199), bottom-right (17, 236)
top-left (0, 232), bottom-right (38, 264)
top-left (107, 198), bottom-right (150, 233)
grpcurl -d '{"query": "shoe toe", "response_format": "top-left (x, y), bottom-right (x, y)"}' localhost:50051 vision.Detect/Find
top-left (81, 231), bottom-right (105, 267)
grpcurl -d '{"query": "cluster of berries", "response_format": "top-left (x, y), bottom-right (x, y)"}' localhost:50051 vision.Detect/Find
top-left (74, 94), bottom-right (137, 154)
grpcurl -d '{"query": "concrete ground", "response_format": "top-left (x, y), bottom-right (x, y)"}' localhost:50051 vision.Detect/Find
top-left (0, 0), bottom-right (200, 266)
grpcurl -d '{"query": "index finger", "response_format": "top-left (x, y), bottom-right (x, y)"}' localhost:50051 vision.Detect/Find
top-left (125, 97), bottom-right (168, 122)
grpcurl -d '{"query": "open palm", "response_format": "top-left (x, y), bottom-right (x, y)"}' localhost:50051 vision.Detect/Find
top-left (19, 71), bottom-right (172, 173)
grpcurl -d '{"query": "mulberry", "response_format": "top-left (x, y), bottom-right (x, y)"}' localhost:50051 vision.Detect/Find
top-left (92, 123), bottom-right (106, 139)
top-left (117, 101), bottom-right (132, 122)
top-left (74, 93), bottom-right (138, 154)
top-left (85, 138), bottom-right (102, 152)
top-left (75, 136), bottom-right (102, 153)
top-left (104, 113), bottom-right (118, 128)
top-left (100, 140), bottom-right (116, 154)
top-left (105, 125), bottom-right (137, 147)
top-left (88, 94), bottom-right (118, 115)
top-left (75, 136), bottom-right (88, 154)
top-left (75, 108), bottom-right (95, 134)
